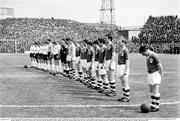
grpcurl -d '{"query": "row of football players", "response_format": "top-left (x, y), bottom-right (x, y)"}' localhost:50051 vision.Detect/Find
top-left (29, 35), bottom-right (163, 112)
top-left (29, 35), bottom-right (130, 102)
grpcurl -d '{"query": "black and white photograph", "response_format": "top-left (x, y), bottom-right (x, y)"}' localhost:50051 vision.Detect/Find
top-left (0, 0), bottom-right (179, 120)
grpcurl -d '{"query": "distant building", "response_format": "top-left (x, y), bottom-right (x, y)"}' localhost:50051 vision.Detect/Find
top-left (118, 25), bottom-right (142, 40)
top-left (0, 7), bottom-right (14, 19)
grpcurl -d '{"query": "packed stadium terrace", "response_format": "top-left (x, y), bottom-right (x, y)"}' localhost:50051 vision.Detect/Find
top-left (0, 15), bottom-right (180, 53)
top-left (138, 15), bottom-right (180, 54)
top-left (0, 18), bottom-right (115, 53)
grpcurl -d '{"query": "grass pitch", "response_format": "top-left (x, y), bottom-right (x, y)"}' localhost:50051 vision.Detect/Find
top-left (0, 53), bottom-right (179, 119)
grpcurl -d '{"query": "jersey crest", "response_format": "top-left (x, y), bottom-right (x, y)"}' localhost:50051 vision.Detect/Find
top-left (149, 58), bottom-right (153, 63)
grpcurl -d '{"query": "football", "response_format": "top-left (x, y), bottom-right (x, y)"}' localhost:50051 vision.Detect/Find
top-left (24, 65), bottom-right (28, 68)
top-left (140, 103), bottom-right (151, 113)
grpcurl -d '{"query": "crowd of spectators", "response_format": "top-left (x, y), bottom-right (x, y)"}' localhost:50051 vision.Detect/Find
top-left (138, 15), bottom-right (180, 54)
top-left (0, 18), bottom-right (116, 53)
top-left (0, 15), bottom-right (179, 54)
top-left (0, 40), bottom-right (15, 53)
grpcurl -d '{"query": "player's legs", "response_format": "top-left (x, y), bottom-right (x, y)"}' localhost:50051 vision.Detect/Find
top-left (77, 60), bottom-right (83, 82)
top-left (105, 70), bottom-right (116, 96)
top-left (69, 60), bottom-right (76, 79)
top-left (148, 71), bottom-right (161, 112)
top-left (118, 75), bottom-right (130, 101)
top-left (150, 84), bottom-right (160, 111)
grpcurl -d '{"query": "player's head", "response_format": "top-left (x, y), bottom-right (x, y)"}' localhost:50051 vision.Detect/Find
top-left (98, 38), bottom-right (105, 47)
top-left (93, 39), bottom-right (99, 47)
top-left (83, 39), bottom-right (88, 46)
top-left (139, 45), bottom-right (149, 56)
top-left (119, 39), bottom-right (127, 47)
top-left (105, 34), bottom-right (113, 44)
top-left (86, 40), bottom-right (93, 48)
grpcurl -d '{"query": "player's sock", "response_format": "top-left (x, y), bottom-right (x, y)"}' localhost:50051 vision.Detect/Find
top-left (123, 88), bottom-right (130, 99)
top-left (152, 93), bottom-right (160, 109)
top-left (90, 76), bottom-right (96, 87)
top-left (97, 77), bottom-right (103, 89)
top-left (71, 69), bottom-right (76, 78)
top-left (78, 72), bottom-right (83, 81)
top-left (151, 93), bottom-right (159, 110)
top-left (109, 81), bottom-right (116, 92)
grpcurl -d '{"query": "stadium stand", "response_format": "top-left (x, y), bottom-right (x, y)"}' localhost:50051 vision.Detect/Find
top-left (138, 15), bottom-right (180, 54)
top-left (0, 15), bottom-right (179, 53)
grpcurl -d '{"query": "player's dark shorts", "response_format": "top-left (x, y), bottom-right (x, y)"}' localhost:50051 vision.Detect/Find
top-left (54, 54), bottom-right (60, 60)
top-left (39, 53), bottom-right (44, 59)
top-left (48, 52), bottom-right (53, 60)
top-left (30, 53), bottom-right (33, 58)
top-left (61, 55), bottom-right (67, 64)
top-left (35, 53), bottom-right (39, 59)
top-left (43, 54), bottom-right (48, 60)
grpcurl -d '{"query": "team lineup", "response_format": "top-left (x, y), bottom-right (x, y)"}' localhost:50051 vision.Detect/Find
top-left (29, 35), bottom-right (163, 113)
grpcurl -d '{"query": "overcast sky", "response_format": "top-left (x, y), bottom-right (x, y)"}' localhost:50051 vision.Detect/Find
top-left (0, 0), bottom-right (179, 27)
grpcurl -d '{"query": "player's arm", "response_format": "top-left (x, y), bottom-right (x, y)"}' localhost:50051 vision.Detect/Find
top-left (102, 47), bottom-right (107, 67)
top-left (91, 48), bottom-right (95, 64)
top-left (124, 49), bottom-right (129, 75)
top-left (157, 63), bottom-right (163, 76)
top-left (110, 44), bottom-right (116, 63)
top-left (154, 55), bottom-right (163, 76)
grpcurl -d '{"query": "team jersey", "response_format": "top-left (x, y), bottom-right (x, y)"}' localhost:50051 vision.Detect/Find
top-left (94, 46), bottom-right (100, 62)
top-left (86, 47), bottom-right (95, 62)
top-left (43, 45), bottom-right (49, 55)
top-left (53, 44), bottom-right (61, 55)
top-left (80, 47), bottom-right (87, 59)
top-left (146, 52), bottom-right (160, 73)
top-left (60, 45), bottom-right (68, 57)
top-left (48, 42), bottom-right (53, 53)
top-left (68, 43), bottom-right (76, 58)
top-left (35, 46), bottom-right (40, 54)
top-left (106, 42), bottom-right (115, 60)
top-left (30, 45), bottom-right (34, 54)
top-left (118, 46), bottom-right (129, 65)
top-left (39, 45), bottom-right (43, 54)
top-left (76, 46), bottom-right (81, 57)
top-left (99, 45), bottom-right (107, 63)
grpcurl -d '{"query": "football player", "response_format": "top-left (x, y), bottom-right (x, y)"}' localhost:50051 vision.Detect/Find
top-left (117, 40), bottom-right (130, 102)
top-left (139, 45), bottom-right (163, 112)
top-left (104, 35), bottom-right (116, 96)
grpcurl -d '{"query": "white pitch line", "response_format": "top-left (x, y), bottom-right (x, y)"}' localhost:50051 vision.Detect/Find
top-left (0, 75), bottom-right (49, 78)
top-left (0, 71), bottom-right (177, 78)
top-left (0, 101), bottom-right (180, 108)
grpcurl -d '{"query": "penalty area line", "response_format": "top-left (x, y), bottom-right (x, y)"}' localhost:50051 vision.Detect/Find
top-left (0, 101), bottom-right (180, 108)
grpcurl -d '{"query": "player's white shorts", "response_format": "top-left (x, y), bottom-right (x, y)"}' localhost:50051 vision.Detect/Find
top-left (116, 64), bottom-right (129, 78)
top-left (86, 62), bottom-right (94, 70)
top-left (94, 61), bottom-right (99, 70)
top-left (67, 55), bottom-right (76, 62)
top-left (104, 60), bottom-right (116, 71)
top-left (80, 59), bottom-right (87, 69)
top-left (75, 56), bottom-right (80, 64)
top-left (147, 71), bottom-right (161, 85)
top-left (99, 63), bottom-right (107, 75)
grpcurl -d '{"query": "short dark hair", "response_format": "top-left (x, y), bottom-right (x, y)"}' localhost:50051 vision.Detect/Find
top-left (98, 38), bottom-right (105, 44)
top-left (139, 45), bottom-right (149, 53)
top-left (93, 39), bottom-right (99, 45)
top-left (87, 41), bottom-right (93, 46)
top-left (105, 34), bottom-right (113, 41)
top-left (47, 39), bottom-right (51, 42)
top-left (66, 38), bottom-right (70, 41)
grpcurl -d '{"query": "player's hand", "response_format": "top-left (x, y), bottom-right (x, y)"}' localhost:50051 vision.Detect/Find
top-left (89, 63), bottom-right (93, 69)
top-left (108, 62), bottom-right (112, 70)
